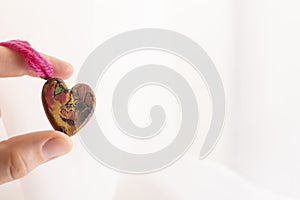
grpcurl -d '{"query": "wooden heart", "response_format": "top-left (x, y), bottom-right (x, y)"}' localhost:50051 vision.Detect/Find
top-left (42, 78), bottom-right (96, 136)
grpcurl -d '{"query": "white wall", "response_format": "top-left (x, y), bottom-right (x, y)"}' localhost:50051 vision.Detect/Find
top-left (232, 0), bottom-right (300, 198)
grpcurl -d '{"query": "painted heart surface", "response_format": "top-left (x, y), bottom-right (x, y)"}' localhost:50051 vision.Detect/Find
top-left (42, 78), bottom-right (96, 136)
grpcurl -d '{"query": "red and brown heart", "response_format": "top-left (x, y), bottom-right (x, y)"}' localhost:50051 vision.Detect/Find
top-left (42, 78), bottom-right (96, 136)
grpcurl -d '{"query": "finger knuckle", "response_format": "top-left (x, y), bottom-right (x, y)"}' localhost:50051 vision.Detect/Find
top-left (8, 150), bottom-right (29, 180)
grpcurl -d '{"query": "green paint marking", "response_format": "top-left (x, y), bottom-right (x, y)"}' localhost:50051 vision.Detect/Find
top-left (54, 84), bottom-right (62, 95)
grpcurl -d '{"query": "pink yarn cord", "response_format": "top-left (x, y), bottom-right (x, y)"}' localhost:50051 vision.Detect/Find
top-left (0, 40), bottom-right (54, 79)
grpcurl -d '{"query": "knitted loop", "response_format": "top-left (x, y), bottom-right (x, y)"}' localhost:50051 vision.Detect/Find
top-left (0, 40), bottom-right (54, 79)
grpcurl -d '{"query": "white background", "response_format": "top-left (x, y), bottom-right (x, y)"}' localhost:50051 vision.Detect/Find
top-left (1, 0), bottom-right (300, 199)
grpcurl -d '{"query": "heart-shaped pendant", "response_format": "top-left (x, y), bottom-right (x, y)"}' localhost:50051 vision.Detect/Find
top-left (42, 78), bottom-right (96, 136)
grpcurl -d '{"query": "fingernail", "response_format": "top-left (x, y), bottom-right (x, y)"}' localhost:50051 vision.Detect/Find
top-left (65, 62), bottom-right (74, 74)
top-left (42, 138), bottom-right (71, 161)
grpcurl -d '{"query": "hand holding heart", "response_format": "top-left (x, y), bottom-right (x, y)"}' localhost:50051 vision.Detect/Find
top-left (0, 46), bottom-right (73, 185)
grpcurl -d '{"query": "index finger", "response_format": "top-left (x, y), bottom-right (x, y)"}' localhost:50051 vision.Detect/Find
top-left (0, 46), bottom-right (73, 79)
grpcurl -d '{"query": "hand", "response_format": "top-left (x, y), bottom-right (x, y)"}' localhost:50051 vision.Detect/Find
top-left (0, 46), bottom-right (73, 185)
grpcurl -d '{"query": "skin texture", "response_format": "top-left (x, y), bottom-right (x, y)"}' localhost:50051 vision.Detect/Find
top-left (0, 46), bottom-right (73, 185)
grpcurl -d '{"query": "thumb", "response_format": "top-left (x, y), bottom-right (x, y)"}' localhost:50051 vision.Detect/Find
top-left (0, 131), bottom-right (72, 185)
